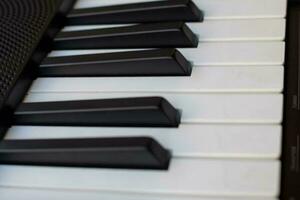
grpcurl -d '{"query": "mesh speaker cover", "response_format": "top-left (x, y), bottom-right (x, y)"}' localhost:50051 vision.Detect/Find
top-left (0, 0), bottom-right (75, 137)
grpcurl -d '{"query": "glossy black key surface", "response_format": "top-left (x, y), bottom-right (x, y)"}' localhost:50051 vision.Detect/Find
top-left (39, 49), bottom-right (192, 77)
top-left (0, 137), bottom-right (171, 169)
top-left (54, 22), bottom-right (198, 49)
top-left (14, 97), bottom-right (181, 127)
top-left (67, 0), bottom-right (203, 25)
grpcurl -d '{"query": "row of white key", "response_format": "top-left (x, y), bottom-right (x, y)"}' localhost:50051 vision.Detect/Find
top-left (0, 187), bottom-right (279, 200)
top-left (0, 159), bottom-right (280, 197)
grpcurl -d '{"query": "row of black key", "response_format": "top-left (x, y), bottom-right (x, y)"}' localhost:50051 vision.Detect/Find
top-left (1, 0), bottom-right (203, 170)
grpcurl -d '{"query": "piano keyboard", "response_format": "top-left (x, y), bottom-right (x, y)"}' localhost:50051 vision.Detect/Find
top-left (0, 0), bottom-right (292, 199)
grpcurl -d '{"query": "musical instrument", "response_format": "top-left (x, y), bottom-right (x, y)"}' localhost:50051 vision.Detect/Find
top-left (0, 0), bottom-right (297, 199)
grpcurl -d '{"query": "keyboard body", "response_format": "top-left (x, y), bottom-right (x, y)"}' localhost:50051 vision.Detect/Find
top-left (0, 0), bottom-right (297, 200)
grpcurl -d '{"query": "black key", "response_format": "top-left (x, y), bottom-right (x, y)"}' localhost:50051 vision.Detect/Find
top-left (39, 49), bottom-right (192, 77)
top-left (67, 0), bottom-right (203, 25)
top-left (13, 97), bottom-right (181, 127)
top-left (0, 137), bottom-right (171, 169)
top-left (54, 22), bottom-right (198, 49)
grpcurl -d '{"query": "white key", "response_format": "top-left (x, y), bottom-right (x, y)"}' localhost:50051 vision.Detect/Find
top-left (48, 42), bottom-right (285, 66)
top-left (74, 0), bottom-right (287, 19)
top-left (63, 19), bottom-right (286, 42)
top-left (32, 66), bottom-right (284, 93)
top-left (188, 19), bottom-right (286, 41)
top-left (6, 124), bottom-right (282, 159)
top-left (25, 93), bottom-right (283, 124)
top-left (0, 159), bottom-right (280, 197)
top-left (180, 42), bottom-right (285, 66)
top-left (0, 187), bottom-right (279, 200)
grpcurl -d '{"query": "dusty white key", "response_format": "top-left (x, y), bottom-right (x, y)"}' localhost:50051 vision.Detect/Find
top-left (47, 42), bottom-right (285, 66)
top-left (0, 159), bottom-right (280, 197)
top-left (31, 66), bottom-right (284, 93)
top-left (25, 93), bottom-right (283, 124)
top-left (62, 19), bottom-right (286, 42)
top-left (0, 187), bottom-right (279, 200)
top-left (179, 42), bottom-right (285, 66)
top-left (189, 19), bottom-right (285, 41)
top-left (74, 0), bottom-right (287, 19)
top-left (6, 124), bottom-right (282, 159)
